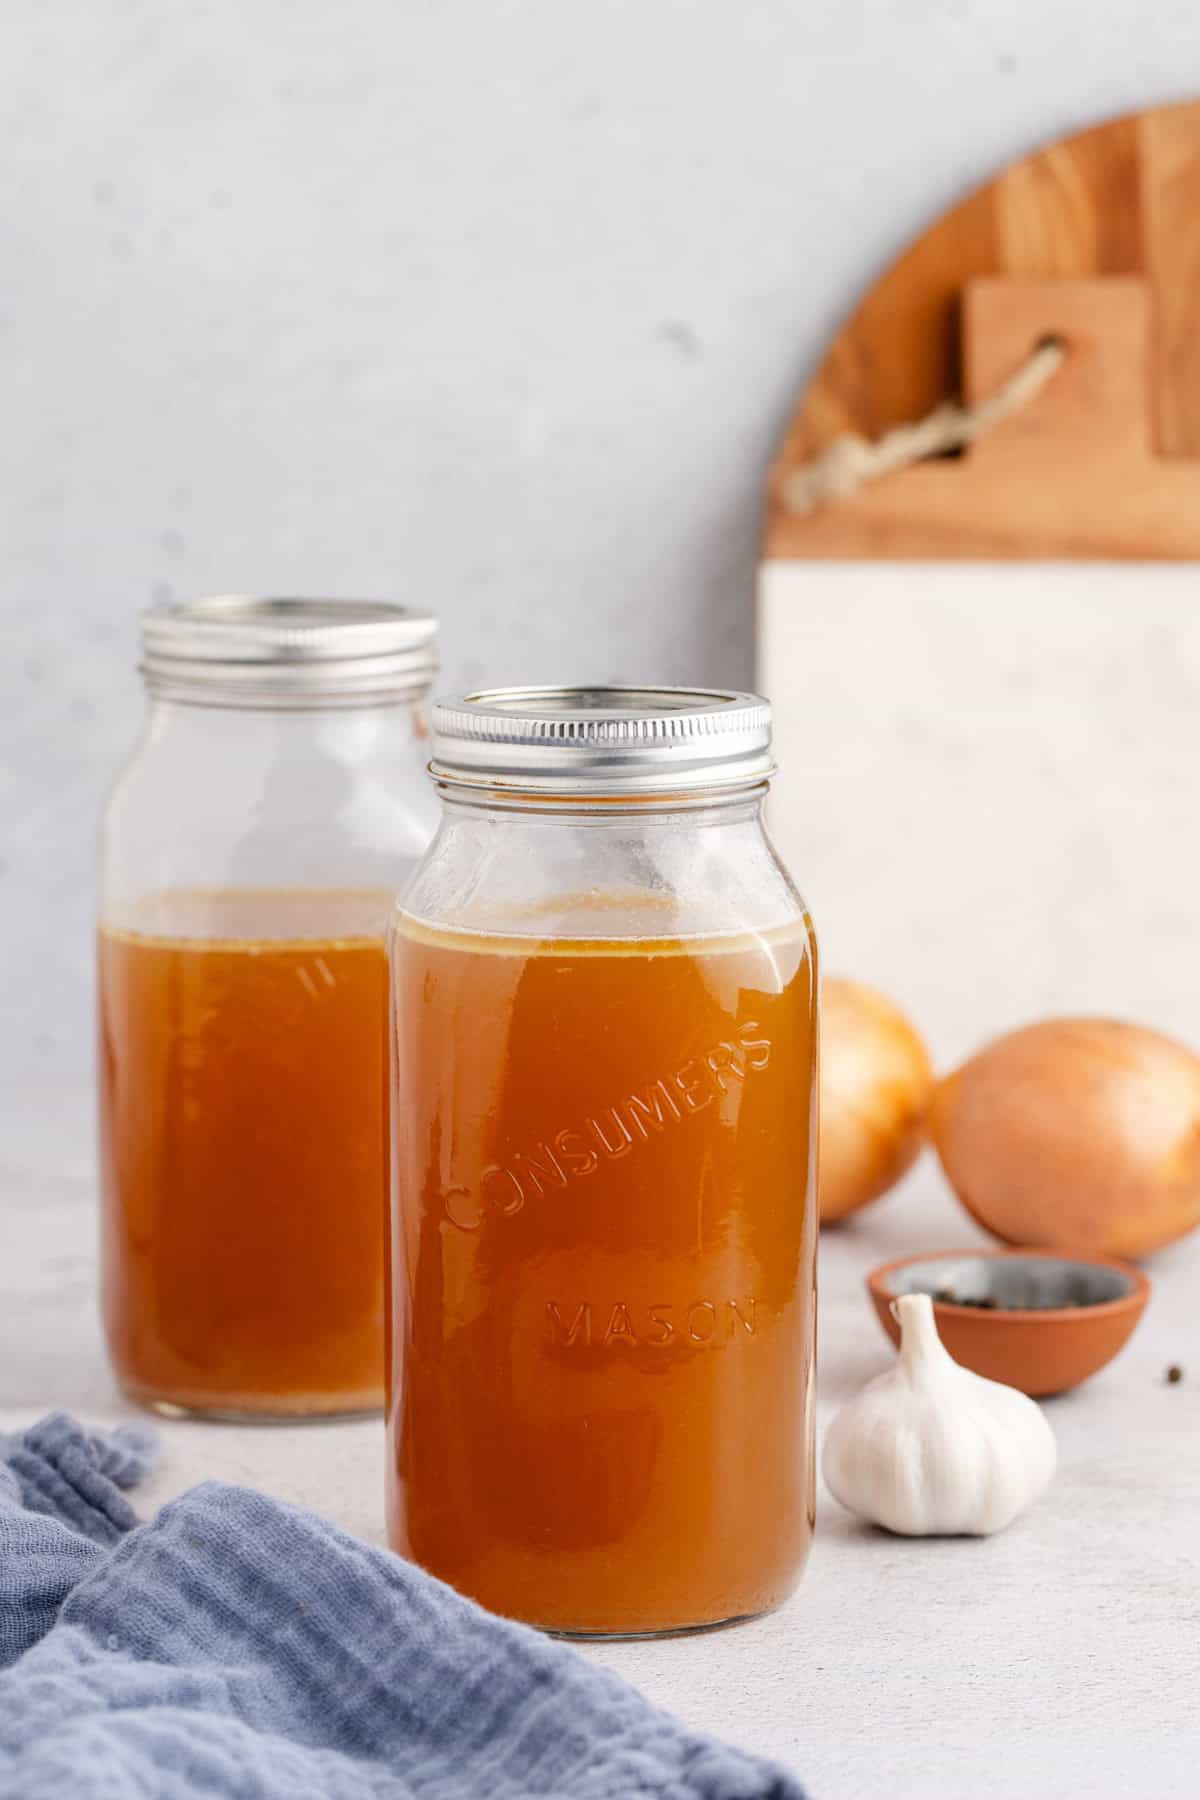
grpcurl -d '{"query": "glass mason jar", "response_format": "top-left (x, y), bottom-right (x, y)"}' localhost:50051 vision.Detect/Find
top-left (98, 597), bottom-right (439, 1421)
top-left (387, 687), bottom-right (818, 1636)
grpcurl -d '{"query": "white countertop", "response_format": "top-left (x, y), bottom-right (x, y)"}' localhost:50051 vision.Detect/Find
top-left (4, 1076), bottom-right (1198, 1800)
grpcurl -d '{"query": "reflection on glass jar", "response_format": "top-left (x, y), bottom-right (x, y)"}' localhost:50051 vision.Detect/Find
top-left (388, 687), bottom-right (818, 1636)
top-left (98, 598), bottom-right (438, 1420)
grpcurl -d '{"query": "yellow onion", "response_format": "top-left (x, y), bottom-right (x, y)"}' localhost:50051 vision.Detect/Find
top-left (820, 978), bottom-right (934, 1222)
top-left (932, 1018), bottom-right (1200, 1258)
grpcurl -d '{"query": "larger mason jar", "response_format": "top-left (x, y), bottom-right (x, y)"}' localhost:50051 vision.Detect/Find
top-left (387, 687), bottom-right (818, 1636)
top-left (98, 597), bottom-right (439, 1420)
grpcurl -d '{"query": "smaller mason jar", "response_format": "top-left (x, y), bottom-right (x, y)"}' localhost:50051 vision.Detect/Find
top-left (387, 687), bottom-right (819, 1636)
top-left (98, 597), bottom-right (439, 1420)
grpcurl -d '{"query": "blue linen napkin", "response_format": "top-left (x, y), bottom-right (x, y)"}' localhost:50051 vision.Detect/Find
top-left (0, 1414), bottom-right (805, 1799)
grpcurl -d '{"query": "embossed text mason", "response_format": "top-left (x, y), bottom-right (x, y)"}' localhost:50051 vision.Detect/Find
top-left (387, 687), bottom-right (818, 1636)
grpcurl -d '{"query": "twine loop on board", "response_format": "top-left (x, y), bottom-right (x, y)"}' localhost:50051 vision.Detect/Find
top-left (781, 336), bottom-right (1067, 516)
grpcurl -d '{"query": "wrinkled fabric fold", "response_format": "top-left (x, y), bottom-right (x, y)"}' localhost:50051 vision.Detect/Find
top-left (0, 1415), bottom-right (804, 1800)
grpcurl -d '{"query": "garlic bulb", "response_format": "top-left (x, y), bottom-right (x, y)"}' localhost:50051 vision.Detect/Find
top-left (823, 1294), bottom-right (1056, 1535)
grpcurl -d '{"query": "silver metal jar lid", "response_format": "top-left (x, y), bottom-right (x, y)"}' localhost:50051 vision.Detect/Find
top-left (140, 596), bottom-right (438, 705)
top-left (429, 686), bottom-right (774, 795)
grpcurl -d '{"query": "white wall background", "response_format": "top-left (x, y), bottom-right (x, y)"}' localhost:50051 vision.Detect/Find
top-left (4, 0), bottom-right (1200, 1076)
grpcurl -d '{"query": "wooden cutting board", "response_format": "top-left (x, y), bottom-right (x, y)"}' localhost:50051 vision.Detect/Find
top-left (764, 99), bottom-right (1200, 560)
top-left (757, 101), bottom-right (1200, 1068)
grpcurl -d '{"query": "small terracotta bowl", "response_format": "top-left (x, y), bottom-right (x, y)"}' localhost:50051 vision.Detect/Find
top-left (866, 1248), bottom-right (1151, 1396)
